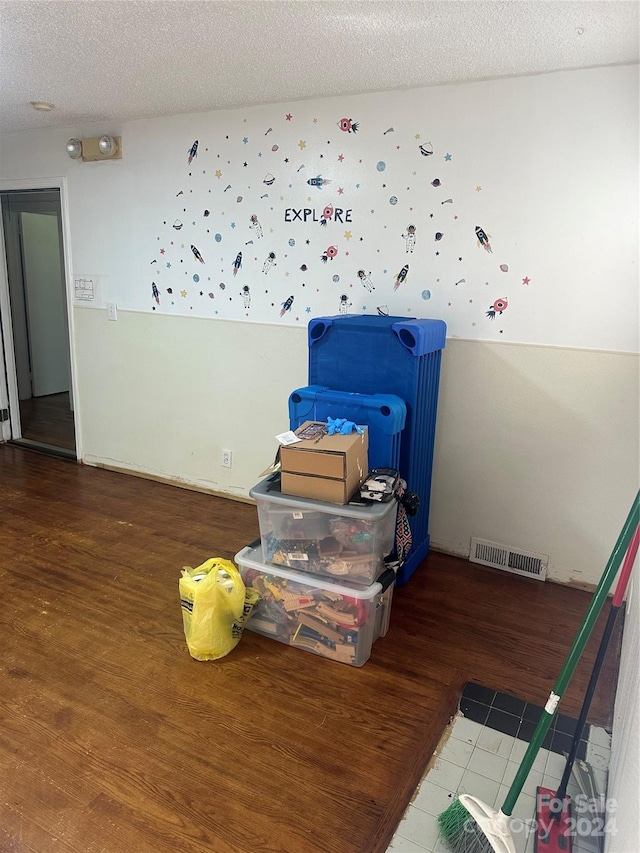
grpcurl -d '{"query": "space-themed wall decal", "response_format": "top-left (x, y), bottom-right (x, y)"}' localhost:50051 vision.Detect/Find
top-left (143, 96), bottom-right (536, 331)
top-left (486, 297), bottom-right (508, 319)
top-left (338, 117), bottom-right (359, 133)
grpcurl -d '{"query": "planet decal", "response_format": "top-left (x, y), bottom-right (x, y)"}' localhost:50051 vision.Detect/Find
top-left (376, 161), bottom-right (386, 172)
top-left (389, 196), bottom-right (398, 205)
top-left (421, 290), bottom-right (431, 300)
top-left (215, 233), bottom-right (222, 242)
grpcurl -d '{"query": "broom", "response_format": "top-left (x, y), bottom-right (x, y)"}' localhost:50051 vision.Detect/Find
top-left (534, 521), bottom-right (638, 852)
top-left (438, 491), bottom-right (640, 853)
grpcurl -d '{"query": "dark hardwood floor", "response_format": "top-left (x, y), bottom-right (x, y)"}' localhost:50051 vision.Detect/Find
top-left (18, 391), bottom-right (76, 452)
top-left (0, 445), bottom-right (622, 853)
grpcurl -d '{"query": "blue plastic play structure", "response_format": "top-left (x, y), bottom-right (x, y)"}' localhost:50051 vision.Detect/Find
top-left (303, 314), bottom-right (447, 586)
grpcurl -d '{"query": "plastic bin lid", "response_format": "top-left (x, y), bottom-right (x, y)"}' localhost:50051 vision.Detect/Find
top-left (250, 475), bottom-right (397, 520)
top-left (235, 544), bottom-right (394, 597)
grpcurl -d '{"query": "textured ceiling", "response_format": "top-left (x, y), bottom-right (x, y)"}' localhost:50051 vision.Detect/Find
top-left (0, 0), bottom-right (638, 134)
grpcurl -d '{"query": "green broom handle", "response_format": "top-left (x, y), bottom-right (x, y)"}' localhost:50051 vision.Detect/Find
top-left (502, 491), bottom-right (640, 817)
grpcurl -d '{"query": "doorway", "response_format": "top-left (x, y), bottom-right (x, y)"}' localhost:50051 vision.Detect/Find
top-left (0, 188), bottom-right (76, 458)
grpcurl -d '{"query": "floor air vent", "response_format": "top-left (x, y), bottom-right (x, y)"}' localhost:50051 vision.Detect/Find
top-left (470, 537), bottom-right (548, 581)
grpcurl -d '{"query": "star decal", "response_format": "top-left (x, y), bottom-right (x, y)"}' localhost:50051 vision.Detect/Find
top-left (522, 276), bottom-right (531, 285)
top-left (180, 290), bottom-right (187, 298)
top-left (445, 153), bottom-right (452, 161)
top-left (286, 113), bottom-right (292, 121)
top-left (338, 187), bottom-right (344, 195)
top-left (243, 137), bottom-right (248, 144)
top-left (344, 231), bottom-right (352, 240)
top-left (476, 185), bottom-right (482, 192)
top-left (298, 139), bottom-right (306, 150)
top-left (215, 170), bottom-right (222, 178)
top-left (338, 154), bottom-right (344, 162)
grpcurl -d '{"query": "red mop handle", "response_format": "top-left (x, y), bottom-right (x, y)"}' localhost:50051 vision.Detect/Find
top-left (612, 525), bottom-right (639, 606)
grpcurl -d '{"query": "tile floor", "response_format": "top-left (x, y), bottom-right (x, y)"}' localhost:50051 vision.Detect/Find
top-left (388, 683), bottom-right (612, 853)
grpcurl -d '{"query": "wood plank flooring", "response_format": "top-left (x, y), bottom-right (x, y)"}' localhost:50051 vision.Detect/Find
top-left (18, 392), bottom-right (76, 452)
top-left (0, 445), bottom-right (622, 853)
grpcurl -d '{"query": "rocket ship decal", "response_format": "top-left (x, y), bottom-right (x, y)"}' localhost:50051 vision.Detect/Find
top-left (338, 117), bottom-right (359, 134)
top-left (394, 264), bottom-right (409, 290)
top-left (320, 205), bottom-right (334, 227)
top-left (233, 252), bottom-right (242, 276)
top-left (187, 140), bottom-right (198, 165)
top-left (320, 245), bottom-right (338, 263)
top-left (476, 226), bottom-right (493, 253)
top-left (191, 244), bottom-right (205, 263)
top-left (307, 175), bottom-right (330, 188)
top-left (486, 297), bottom-right (508, 319)
top-left (280, 295), bottom-right (294, 317)
top-left (152, 283), bottom-right (160, 305)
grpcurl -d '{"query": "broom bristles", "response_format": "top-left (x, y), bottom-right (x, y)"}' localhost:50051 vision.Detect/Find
top-left (438, 798), bottom-right (495, 853)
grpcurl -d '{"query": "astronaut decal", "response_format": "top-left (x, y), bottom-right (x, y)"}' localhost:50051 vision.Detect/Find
top-left (402, 225), bottom-right (416, 253)
top-left (357, 270), bottom-right (375, 292)
top-left (241, 285), bottom-right (251, 308)
top-left (249, 214), bottom-right (263, 238)
top-left (338, 294), bottom-right (352, 314)
top-left (263, 252), bottom-right (276, 274)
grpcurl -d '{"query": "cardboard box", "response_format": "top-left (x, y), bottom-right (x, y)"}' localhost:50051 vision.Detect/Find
top-left (279, 420), bottom-right (368, 504)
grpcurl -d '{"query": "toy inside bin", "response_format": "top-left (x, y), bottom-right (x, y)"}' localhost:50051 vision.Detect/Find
top-left (249, 475), bottom-right (397, 586)
top-left (235, 544), bottom-right (395, 666)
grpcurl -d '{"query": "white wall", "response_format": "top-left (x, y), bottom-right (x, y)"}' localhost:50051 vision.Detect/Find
top-left (0, 65), bottom-right (638, 589)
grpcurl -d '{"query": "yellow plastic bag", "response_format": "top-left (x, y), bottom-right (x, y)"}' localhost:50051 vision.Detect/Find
top-left (179, 557), bottom-right (258, 661)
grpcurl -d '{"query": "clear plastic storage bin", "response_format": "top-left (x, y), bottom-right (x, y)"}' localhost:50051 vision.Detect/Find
top-left (235, 544), bottom-right (395, 666)
top-left (249, 476), bottom-right (397, 586)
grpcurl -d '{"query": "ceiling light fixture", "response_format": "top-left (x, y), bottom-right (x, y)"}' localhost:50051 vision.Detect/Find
top-left (98, 135), bottom-right (118, 156)
top-left (65, 135), bottom-right (122, 162)
top-left (66, 138), bottom-right (83, 159)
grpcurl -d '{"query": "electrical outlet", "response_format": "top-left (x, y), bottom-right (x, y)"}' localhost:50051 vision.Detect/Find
top-left (221, 449), bottom-right (232, 468)
top-left (107, 301), bottom-right (118, 321)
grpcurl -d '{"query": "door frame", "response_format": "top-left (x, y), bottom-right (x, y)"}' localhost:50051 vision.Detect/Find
top-left (0, 176), bottom-right (82, 457)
